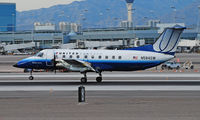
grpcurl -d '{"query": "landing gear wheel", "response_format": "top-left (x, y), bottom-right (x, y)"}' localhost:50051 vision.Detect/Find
top-left (176, 66), bottom-right (180, 70)
top-left (29, 76), bottom-right (34, 80)
top-left (96, 77), bottom-right (102, 83)
top-left (81, 77), bottom-right (87, 83)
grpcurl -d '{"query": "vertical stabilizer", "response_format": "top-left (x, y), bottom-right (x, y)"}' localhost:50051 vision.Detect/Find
top-left (153, 25), bottom-right (186, 55)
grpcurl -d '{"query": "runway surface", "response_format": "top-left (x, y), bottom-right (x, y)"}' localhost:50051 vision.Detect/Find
top-left (0, 91), bottom-right (200, 120)
top-left (0, 72), bottom-right (200, 91)
top-left (0, 72), bottom-right (199, 119)
top-left (1, 72), bottom-right (200, 80)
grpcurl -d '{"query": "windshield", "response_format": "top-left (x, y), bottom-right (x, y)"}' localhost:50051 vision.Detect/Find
top-left (34, 52), bottom-right (44, 57)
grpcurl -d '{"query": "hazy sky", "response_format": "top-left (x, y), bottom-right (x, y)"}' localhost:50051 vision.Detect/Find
top-left (1, 0), bottom-right (82, 11)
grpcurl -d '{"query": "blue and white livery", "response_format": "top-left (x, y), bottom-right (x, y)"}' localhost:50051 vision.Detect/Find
top-left (13, 25), bottom-right (186, 83)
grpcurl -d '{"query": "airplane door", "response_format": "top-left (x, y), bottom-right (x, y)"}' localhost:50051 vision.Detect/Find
top-left (46, 50), bottom-right (54, 66)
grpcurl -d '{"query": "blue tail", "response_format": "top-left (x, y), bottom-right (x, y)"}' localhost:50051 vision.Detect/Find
top-left (125, 25), bottom-right (186, 55)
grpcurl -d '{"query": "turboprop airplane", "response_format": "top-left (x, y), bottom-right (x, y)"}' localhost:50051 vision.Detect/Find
top-left (13, 25), bottom-right (186, 83)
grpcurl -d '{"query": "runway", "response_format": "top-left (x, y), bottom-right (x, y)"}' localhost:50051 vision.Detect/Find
top-left (0, 72), bottom-right (200, 119)
top-left (0, 72), bottom-right (200, 91)
top-left (0, 91), bottom-right (199, 120)
top-left (1, 72), bottom-right (200, 80)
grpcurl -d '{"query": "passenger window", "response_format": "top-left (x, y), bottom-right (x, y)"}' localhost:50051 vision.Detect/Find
top-left (63, 52), bottom-right (65, 54)
top-left (105, 56), bottom-right (108, 59)
top-left (112, 56), bottom-right (115, 59)
top-left (63, 55), bottom-right (65, 58)
top-left (91, 56), bottom-right (94, 59)
top-left (84, 55), bottom-right (88, 59)
top-left (99, 56), bottom-right (102, 59)
top-left (59, 52), bottom-right (62, 54)
top-left (70, 55), bottom-right (73, 58)
top-left (77, 55), bottom-right (80, 59)
top-left (118, 56), bottom-right (122, 59)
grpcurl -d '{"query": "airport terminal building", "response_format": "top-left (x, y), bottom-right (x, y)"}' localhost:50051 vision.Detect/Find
top-left (0, 3), bottom-right (16, 32)
top-left (0, 23), bottom-right (198, 50)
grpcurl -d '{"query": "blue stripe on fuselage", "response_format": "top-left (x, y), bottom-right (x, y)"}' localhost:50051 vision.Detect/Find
top-left (17, 58), bottom-right (165, 71)
top-left (85, 60), bottom-right (165, 71)
top-left (17, 59), bottom-right (52, 69)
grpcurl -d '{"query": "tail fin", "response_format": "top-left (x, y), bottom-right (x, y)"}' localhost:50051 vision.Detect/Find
top-left (153, 25), bottom-right (186, 55)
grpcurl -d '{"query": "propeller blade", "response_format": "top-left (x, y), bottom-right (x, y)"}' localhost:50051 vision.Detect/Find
top-left (53, 53), bottom-right (56, 74)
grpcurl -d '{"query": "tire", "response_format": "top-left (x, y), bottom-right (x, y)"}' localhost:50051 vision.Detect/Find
top-left (81, 77), bottom-right (87, 83)
top-left (161, 66), bottom-right (165, 70)
top-left (176, 66), bottom-right (180, 70)
top-left (96, 77), bottom-right (102, 83)
top-left (190, 66), bottom-right (194, 69)
top-left (168, 66), bottom-right (171, 70)
top-left (29, 76), bottom-right (34, 80)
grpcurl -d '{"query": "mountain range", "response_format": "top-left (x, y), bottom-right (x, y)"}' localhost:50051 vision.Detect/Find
top-left (16, 0), bottom-right (200, 30)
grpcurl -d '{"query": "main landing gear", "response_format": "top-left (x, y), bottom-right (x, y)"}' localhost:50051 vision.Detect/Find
top-left (96, 72), bottom-right (102, 83)
top-left (80, 71), bottom-right (103, 83)
top-left (80, 72), bottom-right (87, 83)
top-left (29, 70), bottom-right (34, 80)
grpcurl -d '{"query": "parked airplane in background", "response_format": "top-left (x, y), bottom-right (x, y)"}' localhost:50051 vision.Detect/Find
top-left (13, 25), bottom-right (186, 83)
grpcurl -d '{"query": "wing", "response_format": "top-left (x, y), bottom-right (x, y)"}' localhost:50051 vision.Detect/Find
top-left (56, 59), bottom-right (95, 72)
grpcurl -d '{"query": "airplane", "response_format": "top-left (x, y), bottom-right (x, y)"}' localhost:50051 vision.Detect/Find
top-left (13, 25), bottom-right (186, 83)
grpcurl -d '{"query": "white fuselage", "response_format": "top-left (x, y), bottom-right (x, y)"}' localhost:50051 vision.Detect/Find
top-left (19, 49), bottom-right (174, 71)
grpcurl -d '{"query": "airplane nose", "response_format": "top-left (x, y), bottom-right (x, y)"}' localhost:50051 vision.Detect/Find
top-left (13, 63), bottom-right (18, 68)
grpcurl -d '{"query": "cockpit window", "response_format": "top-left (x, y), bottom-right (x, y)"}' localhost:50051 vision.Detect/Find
top-left (35, 52), bottom-right (44, 57)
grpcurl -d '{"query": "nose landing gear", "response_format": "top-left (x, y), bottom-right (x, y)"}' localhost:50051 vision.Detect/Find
top-left (29, 70), bottom-right (34, 80)
top-left (29, 76), bottom-right (34, 80)
top-left (96, 76), bottom-right (102, 83)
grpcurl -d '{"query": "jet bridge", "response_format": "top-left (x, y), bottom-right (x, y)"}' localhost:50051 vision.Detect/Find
top-left (0, 42), bottom-right (35, 53)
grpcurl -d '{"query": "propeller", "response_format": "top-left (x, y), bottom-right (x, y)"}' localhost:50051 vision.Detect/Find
top-left (53, 53), bottom-right (56, 74)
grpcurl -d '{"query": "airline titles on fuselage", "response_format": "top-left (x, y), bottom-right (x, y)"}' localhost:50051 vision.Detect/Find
top-left (55, 51), bottom-right (156, 61)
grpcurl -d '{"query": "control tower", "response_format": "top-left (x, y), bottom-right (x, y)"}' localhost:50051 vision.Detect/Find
top-left (125, 0), bottom-right (134, 22)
